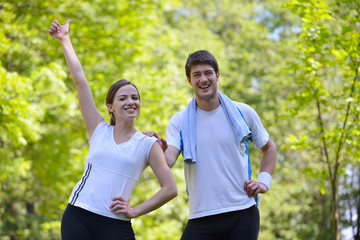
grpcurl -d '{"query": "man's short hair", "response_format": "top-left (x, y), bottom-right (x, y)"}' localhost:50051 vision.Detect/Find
top-left (185, 50), bottom-right (219, 78)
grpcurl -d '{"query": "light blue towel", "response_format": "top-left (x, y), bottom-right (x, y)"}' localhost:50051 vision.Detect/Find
top-left (181, 91), bottom-right (252, 164)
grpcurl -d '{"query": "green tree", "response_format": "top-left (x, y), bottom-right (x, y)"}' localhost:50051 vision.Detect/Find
top-left (1, 0), bottom-right (359, 239)
top-left (283, 0), bottom-right (360, 239)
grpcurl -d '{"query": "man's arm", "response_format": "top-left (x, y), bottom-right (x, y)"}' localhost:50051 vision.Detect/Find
top-left (244, 138), bottom-right (276, 197)
top-left (259, 138), bottom-right (276, 175)
top-left (165, 146), bottom-right (180, 168)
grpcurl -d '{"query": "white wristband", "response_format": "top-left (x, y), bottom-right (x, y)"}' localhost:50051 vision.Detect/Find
top-left (257, 172), bottom-right (272, 190)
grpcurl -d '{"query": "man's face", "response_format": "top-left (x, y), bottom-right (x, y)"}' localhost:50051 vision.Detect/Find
top-left (188, 64), bottom-right (219, 101)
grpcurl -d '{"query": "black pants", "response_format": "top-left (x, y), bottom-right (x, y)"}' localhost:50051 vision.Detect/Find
top-left (61, 204), bottom-right (135, 240)
top-left (181, 205), bottom-right (260, 240)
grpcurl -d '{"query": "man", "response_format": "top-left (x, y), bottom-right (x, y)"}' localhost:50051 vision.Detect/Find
top-left (147, 50), bottom-right (276, 240)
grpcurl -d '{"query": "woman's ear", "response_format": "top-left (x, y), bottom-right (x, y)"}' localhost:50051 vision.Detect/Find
top-left (106, 104), bottom-right (113, 113)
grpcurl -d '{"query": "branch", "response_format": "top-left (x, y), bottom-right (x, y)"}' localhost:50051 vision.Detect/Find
top-left (316, 100), bottom-right (333, 180)
top-left (334, 57), bottom-right (360, 181)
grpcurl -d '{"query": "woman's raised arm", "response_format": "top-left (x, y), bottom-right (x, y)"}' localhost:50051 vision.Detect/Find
top-left (48, 20), bottom-right (104, 137)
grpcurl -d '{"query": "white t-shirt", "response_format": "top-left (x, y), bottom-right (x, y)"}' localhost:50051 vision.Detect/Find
top-left (68, 121), bottom-right (157, 221)
top-left (166, 102), bottom-right (269, 219)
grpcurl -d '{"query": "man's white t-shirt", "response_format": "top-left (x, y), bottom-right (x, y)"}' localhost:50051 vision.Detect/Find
top-left (68, 121), bottom-right (157, 221)
top-left (166, 102), bottom-right (269, 219)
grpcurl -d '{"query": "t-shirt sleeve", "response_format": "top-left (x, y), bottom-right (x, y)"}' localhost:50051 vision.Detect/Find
top-left (235, 102), bottom-right (270, 149)
top-left (166, 111), bottom-right (183, 151)
top-left (88, 120), bottom-right (108, 145)
top-left (144, 136), bottom-right (158, 164)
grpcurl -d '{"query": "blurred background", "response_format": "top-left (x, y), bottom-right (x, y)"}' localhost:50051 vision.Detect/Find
top-left (0, 0), bottom-right (359, 239)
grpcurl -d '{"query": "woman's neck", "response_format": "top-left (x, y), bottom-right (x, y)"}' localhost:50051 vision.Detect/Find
top-left (112, 121), bottom-right (137, 144)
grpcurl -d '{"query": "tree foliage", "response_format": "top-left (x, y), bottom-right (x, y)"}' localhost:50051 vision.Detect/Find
top-left (0, 0), bottom-right (359, 239)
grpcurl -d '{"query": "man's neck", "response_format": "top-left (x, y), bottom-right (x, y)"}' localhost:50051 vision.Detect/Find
top-left (195, 95), bottom-right (221, 111)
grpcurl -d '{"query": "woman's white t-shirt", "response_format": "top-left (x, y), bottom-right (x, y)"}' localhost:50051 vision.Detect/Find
top-left (68, 121), bottom-right (157, 221)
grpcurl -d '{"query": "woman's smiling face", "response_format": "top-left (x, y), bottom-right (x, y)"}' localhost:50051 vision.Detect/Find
top-left (108, 84), bottom-right (140, 121)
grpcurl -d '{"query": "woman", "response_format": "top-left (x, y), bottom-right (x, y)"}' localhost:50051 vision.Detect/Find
top-left (48, 20), bottom-right (177, 240)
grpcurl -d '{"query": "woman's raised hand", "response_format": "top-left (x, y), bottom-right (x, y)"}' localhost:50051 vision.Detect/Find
top-left (48, 20), bottom-right (72, 40)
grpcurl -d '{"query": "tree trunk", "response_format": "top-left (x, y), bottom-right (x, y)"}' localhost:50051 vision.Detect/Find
top-left (331, 177), bottom-right (339, 240)
top-left (356, 173), bottom-right (360, 240)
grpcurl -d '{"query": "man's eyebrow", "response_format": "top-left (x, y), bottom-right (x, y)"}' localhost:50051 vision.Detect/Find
top-left (192, 69), bottom-right (213, 74)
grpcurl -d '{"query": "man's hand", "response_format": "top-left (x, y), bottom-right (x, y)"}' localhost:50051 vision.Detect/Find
top-left (244, 179), bottom-right (268, 197)
top-left (143, 131), bottom-right (168, 152)
top-left (48, 19), bottom-right (72, 40)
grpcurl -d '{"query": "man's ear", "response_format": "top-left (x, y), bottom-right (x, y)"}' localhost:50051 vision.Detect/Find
top-left (187, 77), bottom-right (191, 84)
